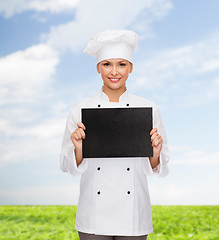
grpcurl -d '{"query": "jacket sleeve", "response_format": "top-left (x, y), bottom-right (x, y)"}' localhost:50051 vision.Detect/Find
top-left (60, 107), bottom-right (88, 176)
top-left (143, 106), bottom-right (169, 177)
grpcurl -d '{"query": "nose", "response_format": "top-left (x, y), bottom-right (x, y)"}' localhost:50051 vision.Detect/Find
top-left (111, 65), bottom-right (118, 76)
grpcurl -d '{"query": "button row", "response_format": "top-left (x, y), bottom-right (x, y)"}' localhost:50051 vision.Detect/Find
top-left (97, 191), bottom-right (131, 195)
top-left (97, 104), bottom-right (130, 107)
top-left (97, 167), bottom-right (130, 171)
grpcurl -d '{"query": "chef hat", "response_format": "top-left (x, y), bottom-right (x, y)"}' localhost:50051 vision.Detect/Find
top-left (84, 30), bottom-right (139, 64)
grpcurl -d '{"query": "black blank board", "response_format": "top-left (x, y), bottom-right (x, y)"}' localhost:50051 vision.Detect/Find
top-left (82, 107), bottom-right (153, 158)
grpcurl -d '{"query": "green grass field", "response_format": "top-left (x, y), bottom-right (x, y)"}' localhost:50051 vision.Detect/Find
top-left (0, 206), bottom-right (218, 240)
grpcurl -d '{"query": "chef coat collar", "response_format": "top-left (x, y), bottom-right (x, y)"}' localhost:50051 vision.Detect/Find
top-left (99, 87), bottom-right (128, 103)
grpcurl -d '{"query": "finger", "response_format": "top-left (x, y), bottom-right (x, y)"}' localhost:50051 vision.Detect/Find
top-left (75, 129), bottom-right (84, 139)
top-left (78, 127), bottom-right (86, 139)
top-left (151, 132), bottom-right (159, 142)
top-left (77, 122), bottom-right (86, 130)
top-left (71, 132), bottom-right (79, 141)
top-left (72, 130), bottom-right (83, 140)
top-left (150, 128), bottom-right (158, 136)
top-left (156, 139), bottom-right (162, 147)
top-left (152, 140), bottom-right (159, 148)
top-left (152, 136), bottom-right (163, 147)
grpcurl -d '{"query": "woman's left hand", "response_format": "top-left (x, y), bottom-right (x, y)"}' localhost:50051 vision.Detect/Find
top-left (150, 128), bottom-right (163, 158)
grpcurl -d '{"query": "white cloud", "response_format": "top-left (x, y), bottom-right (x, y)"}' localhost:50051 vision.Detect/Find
top-left (169, 146), bottom-right (219, 165)
top-left (127, 32), bottom-right (219, 108)
top-left (0, 43), bottom-right (65, 167)
top-left (0, 117), bottom-right (66, 166)
top-left (44, 0), bottom-right (173, 52)
top-left (0, 116), bottom-right (65, 138)
top-left (20, 117), bottom-right (65, 139)
top-left (0, 183), bottom-right (80, 204)
top-left (149, 183), bottom-right (219, 205)
top-left (131, 32), bottom-right (219, 91)
top-left (0, 0), bottom-right (80, 18)
top-left (0, 44), bottom-right (59, 104)
top-left (205, 78), bottom-right (219, 100)
top-left (0, 135), bottom-right (59, 165)
top-left (173, 152), bottom-right (219, 165)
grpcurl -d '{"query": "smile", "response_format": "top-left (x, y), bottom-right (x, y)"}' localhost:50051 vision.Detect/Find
top-left (108, 78), bottom-right (121, 82)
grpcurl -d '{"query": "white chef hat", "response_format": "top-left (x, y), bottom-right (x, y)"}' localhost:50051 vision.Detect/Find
top-left (84, 30), bottom-right (139, 64)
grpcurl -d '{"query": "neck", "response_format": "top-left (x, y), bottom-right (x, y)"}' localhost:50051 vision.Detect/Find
top-left (102, 86), bottom-right (127, 102)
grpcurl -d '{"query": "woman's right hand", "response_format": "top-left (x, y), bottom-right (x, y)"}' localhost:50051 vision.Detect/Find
top-left (71, 122), bottom-right (86, 151)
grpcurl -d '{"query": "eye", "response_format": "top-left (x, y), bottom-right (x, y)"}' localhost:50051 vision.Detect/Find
top-left (103, 62), bottom-right (110, 66)
top-left (119, 63), bottom-right (126, 67)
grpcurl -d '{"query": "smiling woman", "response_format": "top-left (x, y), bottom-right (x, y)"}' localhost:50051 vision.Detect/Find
top-left (60, 29), bottom-right (169, 239)
top-left (96, 59), bottom-right (133, 102)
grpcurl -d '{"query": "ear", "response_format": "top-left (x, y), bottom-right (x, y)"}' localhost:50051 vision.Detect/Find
top-left (129, 63), bottom-right (133, 73)
top-left (96, 63), bottom-right (101, 74)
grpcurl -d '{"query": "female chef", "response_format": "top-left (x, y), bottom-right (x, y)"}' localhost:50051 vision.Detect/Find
top-left (60, 30), bottom-right (169, 240)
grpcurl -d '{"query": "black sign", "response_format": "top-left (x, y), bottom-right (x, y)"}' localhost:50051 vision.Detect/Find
top-left (82, 107), bottom-right (153, 158)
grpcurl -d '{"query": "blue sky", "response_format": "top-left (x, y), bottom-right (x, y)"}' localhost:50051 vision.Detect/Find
top-left (0, 0), bottom-right (218, 205)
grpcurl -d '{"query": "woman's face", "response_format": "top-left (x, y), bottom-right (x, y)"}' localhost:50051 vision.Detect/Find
top-left (97, 58), bottom-right (133, 92)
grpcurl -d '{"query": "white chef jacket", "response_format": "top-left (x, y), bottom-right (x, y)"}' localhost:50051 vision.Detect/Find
top-left (60, 88), bottom-right (169, 236)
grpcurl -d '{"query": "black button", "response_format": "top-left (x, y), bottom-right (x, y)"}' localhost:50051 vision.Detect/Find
top-left (97, 191), bottom-right (100, 195)
top-left (98, 104), bottom-right (101, 107)
top-left (127, 191), bottom-right (130, 194)
top-left (97, 167), bottom-right (100, 171)
top-left (127, 168), bottom-right (130, 171)
top-left (126, 103), bottom-right (129, 106)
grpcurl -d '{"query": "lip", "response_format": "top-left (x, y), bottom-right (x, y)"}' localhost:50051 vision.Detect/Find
top-left (108, 77), bottom-right (121, 83)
